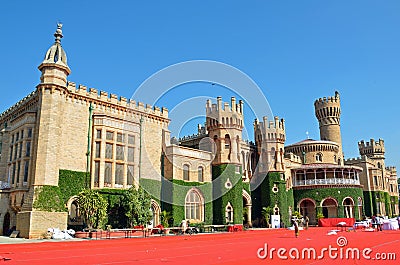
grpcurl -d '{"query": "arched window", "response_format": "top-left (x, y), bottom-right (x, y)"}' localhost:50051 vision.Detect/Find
top-left (225, 134), bottom-right (230, 149)
top-left (225, 202), bottom-right (234, 223)
top-left (198, 166), bottom-right (204, 182)
top-left (316, 153), bottom-right (323, 162)
top-left (183, 164), bottom-right (190, 181)
top-left (185, 189), bottom-right (203, 221)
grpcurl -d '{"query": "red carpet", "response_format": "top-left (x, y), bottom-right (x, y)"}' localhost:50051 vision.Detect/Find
top-left (0, 228), bottom-right (399, 264)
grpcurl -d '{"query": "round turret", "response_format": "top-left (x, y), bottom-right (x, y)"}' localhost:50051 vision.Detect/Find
top-left (206, 97), bottom-right (244, 165)
top-left (314, 91), bottom-right (343, 164)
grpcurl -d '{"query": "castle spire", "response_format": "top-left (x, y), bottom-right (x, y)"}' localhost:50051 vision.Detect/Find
top-left (54, 23), bottom-right (63, 44)
top-left (38, 23), bottom-right (71, 86)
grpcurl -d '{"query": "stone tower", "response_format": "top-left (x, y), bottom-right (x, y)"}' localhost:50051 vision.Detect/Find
top-left (15, 24), bottom-right (71, 238)
top-left (206, 97), bottom-right (244, 165)
top-left (314, 91), bottom-right (344, 165)
top-left (34, 23), bottom-right (71, 187)
top-left (206, 97), bottom-right (244, 225)
top-left (358, 139), bottom-right (385, 168)
top-left (254, 116), bottom-right (286, 172)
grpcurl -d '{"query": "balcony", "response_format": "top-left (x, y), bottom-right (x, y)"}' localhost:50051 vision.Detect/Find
top-left (294, 178), bottom-right (360, 187)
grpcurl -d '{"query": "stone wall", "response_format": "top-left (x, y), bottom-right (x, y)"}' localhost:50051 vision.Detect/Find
top-left (16, 211), bottom-right (67, 239)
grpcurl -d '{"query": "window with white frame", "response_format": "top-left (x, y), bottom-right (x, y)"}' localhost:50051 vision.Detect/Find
top-left (185, 189), bottom-right (203, 221)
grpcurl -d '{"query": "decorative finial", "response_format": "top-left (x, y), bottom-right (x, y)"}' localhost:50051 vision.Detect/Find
top-left (54, 23), bottom-right (63, 44)
top-left (306, 131), bottom-right (310, 139)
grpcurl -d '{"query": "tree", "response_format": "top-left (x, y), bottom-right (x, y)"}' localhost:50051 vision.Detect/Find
top-left (78, 189), bottom-right (108, 229)
top-left (160, 210), bottom-right (172, 228)
top-left (123, 186), bottom-right (152, 227)
top-left (262, 206), bottom-right (273, 227)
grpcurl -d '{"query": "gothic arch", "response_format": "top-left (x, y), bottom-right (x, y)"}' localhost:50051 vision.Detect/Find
top-left (151, 199), bottom-right (161, 226)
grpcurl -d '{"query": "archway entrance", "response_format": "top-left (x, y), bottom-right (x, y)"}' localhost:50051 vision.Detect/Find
top-left (343, 197), bottom-right (354, 218)
top-left (299, 199), bottom-right (316, 224)
top-left (2, 212), bottom-right (10, 236)
top-left (321, 198), bottom-right (338, 218)
top-left (67, 197), bottom-right (84, 230)
top-left (150, 200), bottom-right (161, 228)
top-left (242, 190), bottom-right (252, 226)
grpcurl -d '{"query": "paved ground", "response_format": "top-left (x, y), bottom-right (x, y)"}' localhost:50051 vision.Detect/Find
top-left (0, 228), bottom-right (398, 264)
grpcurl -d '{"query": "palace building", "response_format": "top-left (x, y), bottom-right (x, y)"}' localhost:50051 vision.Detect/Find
top-left (0, 25), bottom-right (398, 238)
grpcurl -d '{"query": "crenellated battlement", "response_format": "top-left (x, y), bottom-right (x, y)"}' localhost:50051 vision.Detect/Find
top-left (254, 116), bottom-right (285, 142)
top-left (386, 166), bottom-right (397, 174)
top-left (66, 81), bottom-right (169, 119)
top-left (254, 116), bottom-right (285, 131)
top-left (0, 91), bottom-right (38, 122)
top-left (206, 96), bottom-right (243, 115)
top-left (358, 138), bottom-right (385, 156)
top-left (314, 91), bottom-right (340, 107)
top-left (345, 156), bottom-right (367, 163)
top-left (206, 96), bottom-right (244, 129)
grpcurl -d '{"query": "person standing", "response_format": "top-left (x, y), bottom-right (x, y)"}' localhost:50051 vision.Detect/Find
top-left (305, 216), bottom-right (309, 230)
top-left (180, 219), bottom-right (187, 234)
top-left (294, 220), bottom-right (299, 238)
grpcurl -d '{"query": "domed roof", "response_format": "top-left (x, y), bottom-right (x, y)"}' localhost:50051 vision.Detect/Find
top-left (40, 23), bottom-right (70, 72)
top-left (286, 138), bottom-right (339, 148)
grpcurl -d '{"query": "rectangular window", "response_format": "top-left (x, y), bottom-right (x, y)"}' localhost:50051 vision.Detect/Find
top-left (128, 135), bottom-right (135, 145)
top-left (94, 161), bottom-right (100, 187)
top-left (95, 142), bottom-right (101, 158)
top-left (26, 142), bottom-right (31, 157)
top-left (20, 130), bottom-right (24, 139)
top-left (374, 176), bottom-right (378, 186)
top-left (12, 164), bottom-right (16, 184)
top-left (104, 162), bottom-right (112, 187)
top-left (9, 146), bottom-right (13, 161)
top-left (14, 144), bottom-right (18, 160)
top-left (24, 161), bottom-right (29, 182)
top-left (19, 143), bottom-right (23, 158)
top-left (96, 129), bottom-right (102, 139)
top-left (117, 133), bottom-right (124, 143)
top-left (198, 167), bottom-right (204, 182)
top-left (115, 164), bottom-right (124, 186)
top-left (105, 143), bottom-right (113, 159)
top-left (128, 147), bottom-right (134, 162)
top-left (16, 162), bottom-right (21, 184)
top-left (127, 165), bottom-right (134, 185)
top-left (11, 135), bottom-right (14, 143)
top-left (116, 145), bottom-right (124, 160)
top-left (16, 133), bottom-right (19, 142)
top-left (27, 128), bottom-right (32, 138)
top-left (183, 165), bottom-right (189, 181)
top-left (106, 131), bottom-right (114, 141)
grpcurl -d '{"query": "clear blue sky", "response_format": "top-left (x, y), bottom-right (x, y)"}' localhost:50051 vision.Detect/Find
top-left (1, 1), bottom-right (399, 170)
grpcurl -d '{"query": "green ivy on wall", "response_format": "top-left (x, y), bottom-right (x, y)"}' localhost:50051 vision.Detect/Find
top-left (212, 164), bottom-right (243, 225)
top-left (33, 169), bottom-right (89, 212)
top-left (251, 172), bottom-right (294, 227)
top-left (33, 185), bottom-right (65, 212)
top-left (363, 191), bottom-right (373, 217)
top-left (58, 170), bottom-right (89, 203)
top-left (163, 179), bottom-right (213, 226)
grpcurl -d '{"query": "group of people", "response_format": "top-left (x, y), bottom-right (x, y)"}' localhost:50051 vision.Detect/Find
top-left (292, 216), bottom-right (309, 238)
top-left (371, 215), bottom-right (384, 231)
